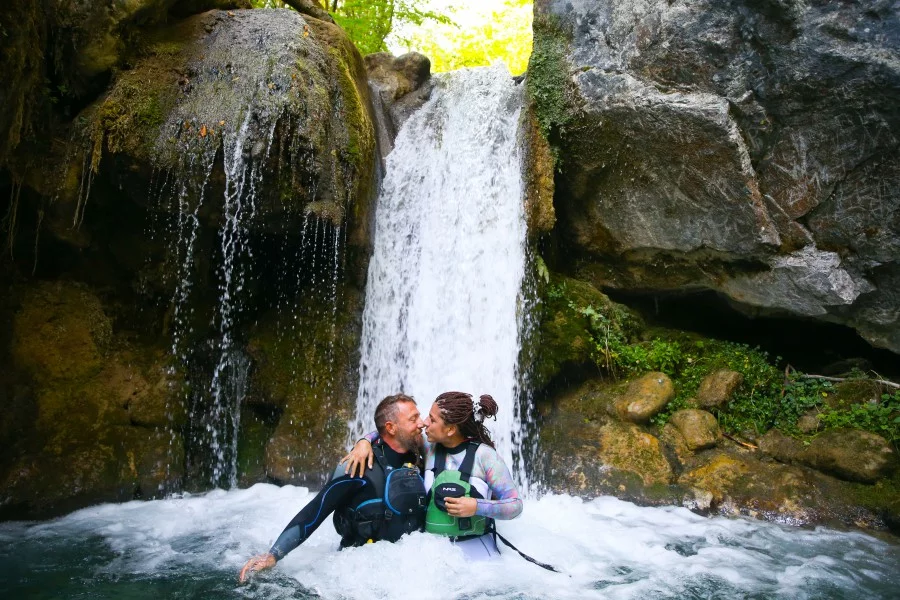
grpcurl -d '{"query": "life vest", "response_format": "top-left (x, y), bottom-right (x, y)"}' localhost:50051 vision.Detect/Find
top-left (333, 441), bottom-right (426, 546)
top-left (425, 441), bottom-right (491, 538)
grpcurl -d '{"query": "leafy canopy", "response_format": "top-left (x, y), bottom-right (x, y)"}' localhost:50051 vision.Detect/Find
top-left (252, 1), bottom-right (533, 74)
top-left (397, 1), bottom-right (532, 75)
top-left (252, 1), bottom-right (451, 57)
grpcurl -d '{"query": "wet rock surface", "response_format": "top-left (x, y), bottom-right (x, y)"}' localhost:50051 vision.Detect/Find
top-left (541, 374), bottom-right (900, 532)
top-left (532, 0), bottom-right (900, 353)
top-left (762, 428), bottom-right (899, 483)
top-left (669, 409), bottom-right (721, 451)
top-left (1, 282), bottom-right (184, 518)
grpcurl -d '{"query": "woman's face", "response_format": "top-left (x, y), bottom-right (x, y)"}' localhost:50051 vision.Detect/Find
top-left (424, 402), bottom-right (454, 445)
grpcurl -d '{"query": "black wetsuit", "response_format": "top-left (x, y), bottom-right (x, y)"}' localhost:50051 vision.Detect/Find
top-left (269, 442), bottom-right (418, 559)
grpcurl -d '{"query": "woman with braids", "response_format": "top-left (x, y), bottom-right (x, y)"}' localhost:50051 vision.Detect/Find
top-left (343, 391), bottom-right (523, 560)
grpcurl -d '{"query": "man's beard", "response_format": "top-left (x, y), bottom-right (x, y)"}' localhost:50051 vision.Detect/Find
top-left (396, 429), bottom-right (425, 456)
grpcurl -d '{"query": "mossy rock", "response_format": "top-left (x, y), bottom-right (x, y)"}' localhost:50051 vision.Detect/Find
top-left (551, 378), bottom-right (628, 422)
top-left (0, 420), bottom-right (182, 518)
top-left (2, 281), bottom-right (187, 517)
top-left (677, 448), bottom-right (898, 530)
top-left (827, 379), bottom-right (884, 410)
top-left (11, 282), bottom-right (112, 383)
top-left (540, 412), bottom-right (677, 504)
top-left (615, 372), bottom-right (675, 423)
top-left (521, 99), bottom-right (556, 238)
top-left (534, 273), bottom-right (642, 390)
top-left (248, 289), bottom-right (362, 485)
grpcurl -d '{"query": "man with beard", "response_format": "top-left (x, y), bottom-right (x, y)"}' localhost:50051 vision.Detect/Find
top-left (239, 394), bottom-right (426, 582)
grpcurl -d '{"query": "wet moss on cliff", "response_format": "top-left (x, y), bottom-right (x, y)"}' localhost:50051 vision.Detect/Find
top-left (526, 13), bottom-right (576, 142)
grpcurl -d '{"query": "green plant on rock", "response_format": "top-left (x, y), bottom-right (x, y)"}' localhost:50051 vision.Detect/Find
top-left (648, 339), bottom-right (783, 430)
top-left (818, 388), bottom-right (900, 446)
top-left (527, 14), bottom-right (574, 141)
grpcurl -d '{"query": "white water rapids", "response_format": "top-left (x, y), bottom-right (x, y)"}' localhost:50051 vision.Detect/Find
top-left (353, 65), bottom-right (529, 469)
top-left (1, 484), bottom-right (897, 598)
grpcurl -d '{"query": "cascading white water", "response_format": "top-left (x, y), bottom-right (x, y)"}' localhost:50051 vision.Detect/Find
top-left (354, 65), bottom-right (529, 470)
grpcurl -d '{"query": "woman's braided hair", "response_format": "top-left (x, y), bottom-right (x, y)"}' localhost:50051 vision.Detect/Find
top-left (434, 391), bottom-right (499, 449)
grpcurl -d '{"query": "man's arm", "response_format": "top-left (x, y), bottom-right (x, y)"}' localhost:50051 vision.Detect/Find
top-left (239, 466), bottom-right (365, 582)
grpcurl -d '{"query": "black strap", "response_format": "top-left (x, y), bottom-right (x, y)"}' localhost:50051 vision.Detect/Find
top-left (434, 444), bottom-right (447, 479)
top-left (457, 442), bottom-right (478, 483)
top-left (494, 529), bottom-right (563, 574)
top-left (433, 441), bottom-right (479, 482)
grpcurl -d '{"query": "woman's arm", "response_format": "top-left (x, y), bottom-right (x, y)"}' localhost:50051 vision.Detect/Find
top-left (474, 446), bottom-right (523, 520)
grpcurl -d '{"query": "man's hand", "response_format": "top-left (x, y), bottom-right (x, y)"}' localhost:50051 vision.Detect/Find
top-left (444, 496), bottom-right (477, 518)
top-left (239, 553), bottom-right (276, 583)
top-left (340, 438), bottom-right (374, 478)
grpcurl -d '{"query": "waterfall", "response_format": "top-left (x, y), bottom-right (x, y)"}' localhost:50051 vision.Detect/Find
top-left (354, 65), bottom-right (529, 472)
top-left (144, 10), bottom-right (354, 489)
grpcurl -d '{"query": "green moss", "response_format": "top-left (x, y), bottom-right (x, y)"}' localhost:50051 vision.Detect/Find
top-left (526, 14), bottom-right (576, 141)
top-left (0, 0), bottom-right (48, 167)
top-left (87, 36), bottom-right (185, 167)
top-left (534, 273), bottom-right (644, 389)
top-left (236, 407), bottom-right (276, 485)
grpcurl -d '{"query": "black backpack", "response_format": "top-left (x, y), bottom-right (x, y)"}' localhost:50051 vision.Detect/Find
top-left (334, 442), bottom-right (426, 546)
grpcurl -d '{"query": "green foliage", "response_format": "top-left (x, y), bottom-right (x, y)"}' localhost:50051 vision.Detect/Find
top-left (399, 0), bottom-right (532, 75)
top-left (547, 280), bottom-right (900, 447)
top-left (252, 0), bottom-right (450, 56)
top-left (819, 390), bottom-right (900, 445)
top-left (330, 0), bottom-right (451, 56)
top-left (527, 13), bottom-right (573, 139)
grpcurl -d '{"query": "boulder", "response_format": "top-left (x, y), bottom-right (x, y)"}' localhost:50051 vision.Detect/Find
top-left (761, 427), bottom-right (899, 484)
top-left (539, 415), bottom-right (675, 502)
top-left (532, 0), bottom-right (900, 353)
top-left (802, 429), bottom-right (899, 484)
top-left (796, 413), bottom-right (822, 434)
top-left (696, 370), bottom-right (743, 410)
top-left (365, 52), bottom-right (433, 156)
top-left (596, 421), bottom-right (673, 487)
top-left (759, 428), bottom-right (804, 463)
top-left (615, 372), bottom-right (674, 423)
top-left (669, 409), bottom-right (721, 451)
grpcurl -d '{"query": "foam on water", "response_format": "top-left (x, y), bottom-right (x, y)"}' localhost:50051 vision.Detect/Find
top-left (1, 485), bottom-right (897, 599)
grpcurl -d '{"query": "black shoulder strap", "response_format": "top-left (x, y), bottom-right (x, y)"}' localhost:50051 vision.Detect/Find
top-left (365, 441), bottom-right (388, 497)
top-left (458, 441), bottom-right (479, 483)
top-left (433, 444), bottom-right (448, 478)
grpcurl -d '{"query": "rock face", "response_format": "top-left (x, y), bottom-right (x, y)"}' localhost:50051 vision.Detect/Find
top-left (532, 0), bottom-right (900, 353)
top-left (0, 0), bottom-right (252, 168)
top-left (0, 6), bottom-right (377, 515)
top-left (2, 282), bottom-right (184, 518)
